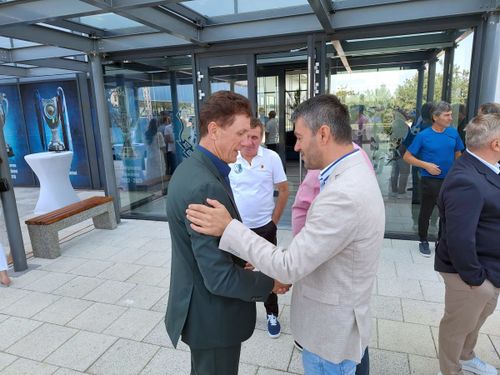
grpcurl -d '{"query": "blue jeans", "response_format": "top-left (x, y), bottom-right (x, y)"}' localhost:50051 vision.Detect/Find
top-left (303, 349), bottom-right (357, 375)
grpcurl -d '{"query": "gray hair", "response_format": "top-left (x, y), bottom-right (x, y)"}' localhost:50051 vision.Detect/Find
top-left (432, 101), bottom-right (452, 121)
top-left (465, 113), bottom-right (500, 150)
top-left (478, 102), bottom-right (500, 115)
top-left (290, 94), bottom-right (351, 144)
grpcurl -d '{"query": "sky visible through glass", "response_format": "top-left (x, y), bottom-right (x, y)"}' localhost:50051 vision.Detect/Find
top-left (332, 34), bottom-right (473, 95)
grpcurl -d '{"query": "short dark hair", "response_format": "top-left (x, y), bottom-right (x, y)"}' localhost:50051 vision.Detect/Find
top-left (478, 102), bottom-right (500, 115)
top-left (421, 102), bottom-right (435, 122)
top-left (291, 94), bottom-right (351, 144)
top-left (268, 111), bottom-right (276, 118)
top-left (199, 91), bottom-right (252, 137)
top-left (250, 117), bottom-right (264, 136)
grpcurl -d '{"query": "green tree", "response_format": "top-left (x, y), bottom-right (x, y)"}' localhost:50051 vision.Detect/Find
top-left (394, 65), bottom-right (469, 112)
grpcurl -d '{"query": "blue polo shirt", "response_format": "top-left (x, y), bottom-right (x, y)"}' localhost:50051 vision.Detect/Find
top-left (407, 126), bottom-right (464, 179)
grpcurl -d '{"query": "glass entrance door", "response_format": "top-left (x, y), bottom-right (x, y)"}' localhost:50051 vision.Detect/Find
top-left (197, 54), bottom-right (256, 112)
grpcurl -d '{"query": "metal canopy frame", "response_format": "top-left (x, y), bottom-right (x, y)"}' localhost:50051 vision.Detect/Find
top-left (0, 0), bottom-right (497, 78)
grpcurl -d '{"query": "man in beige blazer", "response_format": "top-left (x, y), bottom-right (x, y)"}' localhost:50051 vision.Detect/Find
top-left (187, 94), bottom-right (385, 374)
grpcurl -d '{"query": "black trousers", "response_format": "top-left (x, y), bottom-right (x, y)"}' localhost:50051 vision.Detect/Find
top-left (418, 177), bottom-right (443, 241)
top-left (251, 220), bottom-right (278, 316)
top-left (411, 166), bottom-right (421, 204)
top-left (190, 344), bottom-right (241, 375)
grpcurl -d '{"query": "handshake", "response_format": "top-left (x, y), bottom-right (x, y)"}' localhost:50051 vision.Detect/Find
top-left (246, 262), bottom-right (290, 295)
top-left (273, 280), bottom-right (291, 295)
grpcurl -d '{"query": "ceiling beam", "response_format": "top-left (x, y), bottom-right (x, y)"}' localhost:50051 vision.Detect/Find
top-left (99, 32), bottom-right (190, 52)
top-left (0, 65), bottom-right (29, 77)
top-left (330, 0), bottom-right (494, 30)
top-left (80, 0), bottom-right (205, 46)
top-left (0, 0), bottom-right (491, 59)
top-left (87, 0), bottom-right (186, 9)
top-left (0, 24), bottom-right (94, 52)
top-left (308, 0), bottom-right (334, 34)
top-left (24, 58), bottom-right (90, 72)
top-left (48, 19), bottom-right (107, 37)
top-left (114, 7), bottom-right (204, 45)
top-left (332, 39), bottom-right (351, 73)
top-left (27, 67), bottom-right (82, 76)
top-left (331, 62), bottom-right (423, 72)
top-left (341, 32), bottom-right (459, 56)
top-left (0, 0), bottom-right (102, 27)
top-left (0, 0), bottom-right (187, 27)
top-left (341, 51), bottom-right (432, 67)
top-left (11, 45), bottom-right (83, 62)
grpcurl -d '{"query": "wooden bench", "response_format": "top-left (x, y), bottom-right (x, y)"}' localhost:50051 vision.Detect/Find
top-left (25, 196), bottom-right (117, 259)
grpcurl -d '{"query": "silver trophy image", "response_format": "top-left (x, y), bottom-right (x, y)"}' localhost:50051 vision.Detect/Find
top-left (34, 87), bottom-right (73, 152)
top-left (109, 87), bottom-right (137, 159)
top-left (0, 93), bottom-right (14, 157)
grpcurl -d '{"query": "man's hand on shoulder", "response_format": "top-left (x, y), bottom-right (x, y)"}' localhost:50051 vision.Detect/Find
top-left (187, 198), bottom-right (232, 236)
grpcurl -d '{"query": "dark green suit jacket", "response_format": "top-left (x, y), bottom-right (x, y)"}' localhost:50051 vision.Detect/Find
top-left (166, 149), bottom-right (274, 349)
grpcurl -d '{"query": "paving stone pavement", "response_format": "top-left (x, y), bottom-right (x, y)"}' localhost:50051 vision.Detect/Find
top-left (1, 220), bottom-right (499, 374)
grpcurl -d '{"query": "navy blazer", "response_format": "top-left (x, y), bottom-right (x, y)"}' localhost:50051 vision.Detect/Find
top-left (435, 151), bottom-right (500, 287)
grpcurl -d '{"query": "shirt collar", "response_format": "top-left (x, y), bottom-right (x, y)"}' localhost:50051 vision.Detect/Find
top-left (236, 146), bottom-right (263, 165)
top-left (466, 149), bottom-right (500, 175)
top-left (319, 148), bottom-right (360, 191)
top-left (197, 145), bottom-right (231, 178)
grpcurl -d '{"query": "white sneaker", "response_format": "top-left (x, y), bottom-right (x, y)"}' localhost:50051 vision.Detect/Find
top-left (460, 357), bottom-right (498, 375)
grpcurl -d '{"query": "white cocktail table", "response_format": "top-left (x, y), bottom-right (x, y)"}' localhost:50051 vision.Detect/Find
top-left (25, 151), bottom-right (80, 215)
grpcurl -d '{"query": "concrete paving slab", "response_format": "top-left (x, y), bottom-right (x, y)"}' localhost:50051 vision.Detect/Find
top-left (87, 338), bottom-right (159, 375)
top-left (6, 323), bottom-right (77, 361)
top-left (45, 331), bottom-right (117, 372)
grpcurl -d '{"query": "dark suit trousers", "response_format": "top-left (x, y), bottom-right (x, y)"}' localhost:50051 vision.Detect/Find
top-left (251, 220), bottom-right (279, 316)
top-left (418, 177), bottom-right (443, 241)
top-left (190, 344), bottom-right (241, 375)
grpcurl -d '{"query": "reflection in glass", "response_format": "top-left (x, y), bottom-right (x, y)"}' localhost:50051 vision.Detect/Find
top-left (209, 65), bottom-right (248, 97)
top-left (330, 69), bottom-right (431, 238)
top-left (104, 58), bottom-right (195, 220)
top-left (285, 71), bottom-right (308, 131)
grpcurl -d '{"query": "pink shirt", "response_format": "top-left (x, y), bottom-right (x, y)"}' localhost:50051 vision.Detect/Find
top-left (291, 144), bottom-right (373, 236)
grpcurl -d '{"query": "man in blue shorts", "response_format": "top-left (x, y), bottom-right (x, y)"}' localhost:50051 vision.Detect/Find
top-left (403, 101), bottom-right (464, 257)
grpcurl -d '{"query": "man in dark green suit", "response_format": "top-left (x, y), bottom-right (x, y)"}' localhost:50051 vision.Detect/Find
top-left (166, 91), bottom-right (283, 375)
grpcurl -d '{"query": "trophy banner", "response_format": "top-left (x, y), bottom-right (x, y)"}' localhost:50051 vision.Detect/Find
top-left (0, 84), bottom-right (33, 186)
top-left (20, 80), bottom-right (91, 188)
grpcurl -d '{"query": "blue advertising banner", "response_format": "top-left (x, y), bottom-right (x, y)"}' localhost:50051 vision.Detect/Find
top-left (20, 80), bottom-right (91, 188)
top-left (0, 84), bottom-right (34, 186)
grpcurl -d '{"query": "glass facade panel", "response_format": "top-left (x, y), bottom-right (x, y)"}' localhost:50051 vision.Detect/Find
top-left (209, 65), bottom-right (248, 97)
top-left (285, 71), bottom-right (308, 132)
top-left (104, 58), bottom-right (195, 220)
top-left (328, 31), bottom-right (474, 239)
top-left (331, 69), bottom-right (423, 237)
top-left (238, 0), bottom-right (308, 13)
top-left (257, 74), bottom-right (278, 143)
top-left (185, 0), bottom-right (308, 16)
top-left (183, 0), bottom-right (235, 17)
top-left (71, 13), bottom-right (144, 31)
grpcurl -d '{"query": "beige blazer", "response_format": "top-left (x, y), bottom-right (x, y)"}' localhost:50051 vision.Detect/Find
top-left (220, 152), bottom-right (385, 363)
